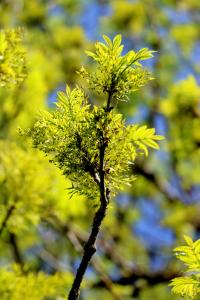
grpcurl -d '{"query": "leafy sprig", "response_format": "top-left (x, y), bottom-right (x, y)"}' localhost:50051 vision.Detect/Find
top-left (23, 84), bottom-right (162, 199)
top-left (22, 34), bottom-right (163, 299)
top-left (79, 34), bottom-right (154, 103)
top-left (170, 235), bottom-right (200, 299)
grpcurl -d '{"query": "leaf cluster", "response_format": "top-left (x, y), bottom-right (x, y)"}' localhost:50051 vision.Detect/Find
top-left (26, 108), bottom-right (159, 198)
top-left (170, 235), bottom-right (200, 299)
top-left (79, 34), bottom-right (154, 103)
top-left (23, 36), bottom-right (162, 201)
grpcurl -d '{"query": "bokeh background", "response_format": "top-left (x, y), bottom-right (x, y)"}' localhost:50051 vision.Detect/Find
top-left (0, 0), bottom-right (200, 299)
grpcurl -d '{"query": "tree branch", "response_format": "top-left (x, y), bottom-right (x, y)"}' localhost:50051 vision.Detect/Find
top-left (9, 232), bottom-right (24, 267)
top-left (93, 268), bottom-right (181, 297)
top-left (68, 93), bottom-right (113, 300)
top-left (66, 223), bottom-right (122, 300)
top-left (0, 204), bottom-right (15, 236)
top-left (68, 190), bottom-right (109, 300)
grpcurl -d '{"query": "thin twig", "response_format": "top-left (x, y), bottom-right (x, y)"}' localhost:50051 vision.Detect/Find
top-left (9, 232), bottom-right (24, 267)
top-left (0, 204), bottom-right (15, 236)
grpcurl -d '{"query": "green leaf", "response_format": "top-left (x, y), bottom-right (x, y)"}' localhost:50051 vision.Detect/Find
top-left (103, 34), bottom-right (113, 48)
top-left (184, 235), bottom-right (194, 246)
top-left (85, 50), bottom-right (98, 60)
top-left (113, 34), bottom-right (122, 48)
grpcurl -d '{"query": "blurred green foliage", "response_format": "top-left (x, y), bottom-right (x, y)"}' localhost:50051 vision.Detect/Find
top-left (0, 28), bottom-right (26, 87)
top-left (0, 264), bottom-right (72, 300)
